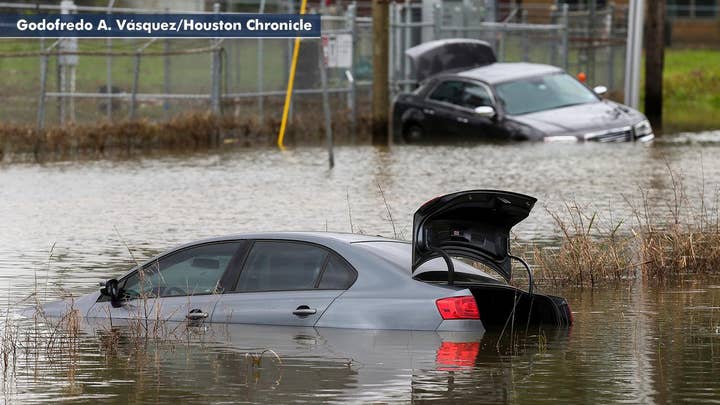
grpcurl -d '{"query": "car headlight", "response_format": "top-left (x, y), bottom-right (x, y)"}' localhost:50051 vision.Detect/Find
top-left (633, 120), bottom-right (654, 140)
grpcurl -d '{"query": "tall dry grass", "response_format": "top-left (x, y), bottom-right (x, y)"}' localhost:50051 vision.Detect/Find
top-left (534, 164), bottom-right (720, 287)
top-left (628, 165), bottom-right (720, 280)
top-left (0, 104), bottom-right (373, 162)
top-left (533, 202), bottom-right (635, 287)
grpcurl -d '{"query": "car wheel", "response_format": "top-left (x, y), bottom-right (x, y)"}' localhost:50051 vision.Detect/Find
top-left (403, 124), bottom-right (424, 143)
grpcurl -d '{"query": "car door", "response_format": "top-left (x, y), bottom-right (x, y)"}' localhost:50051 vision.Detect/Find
top-left (211, 240), bottom-right (357, 326)
top-left (88, 241), bottom-right (244, 323)
top-left (453, 81), bottom-right (503, 138)
top-left (424, 80), bottom-right (467, 138)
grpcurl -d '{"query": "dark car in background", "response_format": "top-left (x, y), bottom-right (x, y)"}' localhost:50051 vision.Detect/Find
top-left (392, 39), bottom-right (655, 143)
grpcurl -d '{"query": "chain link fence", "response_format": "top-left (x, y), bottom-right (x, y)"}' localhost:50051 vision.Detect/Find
top-left (0, 0), bottom-right (629, 134)
top-left (390, 1), bottom-right (628, 99)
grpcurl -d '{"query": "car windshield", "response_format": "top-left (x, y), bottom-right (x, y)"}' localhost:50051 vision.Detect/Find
top-left (354, 241), bottom-right (505, 284)
top-left (495, 72), bottom-right (598, 115)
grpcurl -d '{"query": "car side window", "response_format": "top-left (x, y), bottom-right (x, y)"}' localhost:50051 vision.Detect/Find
top-left (429, 80), bottom-right (465, 105)
top-left (122, 242), bottom-right (241, 299)
top-left (429, 80), bottom-right (493, 110)
top-left (235, 241), bottom-right (329, 292)
top-left (317, 255), bottom-right (356, 290)
top-left (460, 83), bottom-right (493, 109)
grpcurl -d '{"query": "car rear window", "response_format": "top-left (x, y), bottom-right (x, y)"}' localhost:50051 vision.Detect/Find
top-left (353, 241), bottom-right (504, 284)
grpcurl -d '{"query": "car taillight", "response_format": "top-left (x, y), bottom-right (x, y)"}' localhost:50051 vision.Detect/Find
top-left (436, 296), bottom-right (480, 320)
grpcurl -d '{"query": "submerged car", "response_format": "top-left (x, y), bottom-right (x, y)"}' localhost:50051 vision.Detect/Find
top-left (393, 39), bottom-right (655, 143)
top-left (38, 190), bottom-right (572, 332)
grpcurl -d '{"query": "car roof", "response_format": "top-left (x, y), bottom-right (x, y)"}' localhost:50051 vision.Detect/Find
top-left (451, 62), bottom-right (564, 85)
top-left (172, 231), bottom-right (399, 249)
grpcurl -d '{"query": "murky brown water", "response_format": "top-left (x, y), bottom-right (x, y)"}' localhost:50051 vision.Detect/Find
top-left (2, 134), bottom-right (720, 403)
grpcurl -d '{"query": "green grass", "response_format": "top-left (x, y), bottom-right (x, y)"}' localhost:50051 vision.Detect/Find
top-left (656, 48), bottom-right (720, 133)
top-left (0, 38), bottom-right (290, 124)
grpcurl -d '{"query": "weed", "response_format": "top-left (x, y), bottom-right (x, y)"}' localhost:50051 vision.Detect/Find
top-left (0, 101), bottom-right (373, 162)
top-left (534, 163), bottom-right (720, 287)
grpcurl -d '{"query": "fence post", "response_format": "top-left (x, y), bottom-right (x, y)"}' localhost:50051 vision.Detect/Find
top-left (211, 46), bottom-right (221, 115)
top-left (129, 52), bottom-right (140, 120)
top-left (106, 37), bottom-right (113, 121)
top-left (56, 49), bottom-right (62, 124)
top-left (403, 0), bottom-right (412, 92)
top-left (389, 4), bottom-right (396, 94)
top-left (287, 0), bottom-right (295, 122)
top-left (347, 2), bottom-right (357, 142)
top-left (433, 3), bottom-right (441, 40)
top-left (106, 1), bottom-right (115, 121)
top-left (163, 38), bottom-right (170, 119)
top-left (258, 0), bottom-right (267, 122)
top-left (211, 2), bottom-right (221, 116)
top-left (59, 0), bottom-right (77, 124)
top-left (608, 4), bottom-right (615, 90)
top-left (498, 27), bottom-right (505, 62)
top-left (561, 3), bottom-right (569, 70)
top-left (319, 40), bottom-right (334, 169)
top-left (37, 52), bottom-right (48, 129)
top-left (521, 7), bottom-right (529, 62)
top-left (588, 0), bottom-right (597, 84)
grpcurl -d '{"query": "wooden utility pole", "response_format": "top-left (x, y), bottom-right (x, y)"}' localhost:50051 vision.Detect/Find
top-left (371, 0), bottom-right (389, 145)
top-left (644, 0), bottom-right (666, 130)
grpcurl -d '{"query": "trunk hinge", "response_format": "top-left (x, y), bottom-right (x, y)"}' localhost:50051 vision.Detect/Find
top-left (429, 247), bottom-right (455, 285)
top-left (510, 255), bottom-right (534, 295)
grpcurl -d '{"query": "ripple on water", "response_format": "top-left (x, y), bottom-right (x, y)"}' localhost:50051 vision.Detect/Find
top-left (2, 137), bottom-right (720, 402)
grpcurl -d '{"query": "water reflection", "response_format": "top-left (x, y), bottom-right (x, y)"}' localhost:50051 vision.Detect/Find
top-left (5, 317), bottom-right (573, 403)
top-left (4, 282), bottom-right (719, 404)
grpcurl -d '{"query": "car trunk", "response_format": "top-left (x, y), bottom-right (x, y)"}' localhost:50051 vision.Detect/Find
top-left (467, 284), bottom-right (572, 328)
top-left (411, 190), bottom-right (572, 328)
top-left (405, 39), bottom-right (496, 83)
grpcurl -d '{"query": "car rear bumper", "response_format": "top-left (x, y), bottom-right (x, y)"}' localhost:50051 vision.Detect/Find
top-left (436, 319), bottom-right (485, 333)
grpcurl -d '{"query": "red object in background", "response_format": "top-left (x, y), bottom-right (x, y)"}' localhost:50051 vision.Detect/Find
top-left (577, 72), bottom-right (587, 83)
top-left (436, 341), bottom-right (481, 368)
top-left (436, 296), bottom-right (480, 320)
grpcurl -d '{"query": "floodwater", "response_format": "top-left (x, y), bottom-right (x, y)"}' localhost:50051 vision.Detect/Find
top-left (1, 133), bottom-right (720, 403)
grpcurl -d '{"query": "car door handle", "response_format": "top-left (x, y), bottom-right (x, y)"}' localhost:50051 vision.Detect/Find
top-left (293, 305), bottom-right (317, 316)
top-left (423, 108), bottom-right (435, 115)
top-left (456, 117), bottom-right (469, 123)
top-left (186, 309), bottom-right (209, 320)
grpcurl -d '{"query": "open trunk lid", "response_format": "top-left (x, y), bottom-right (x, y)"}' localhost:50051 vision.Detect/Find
top-left (411, 190), bottom-right (536, 282)
top-left (405, 39), bottom-right (496, 83)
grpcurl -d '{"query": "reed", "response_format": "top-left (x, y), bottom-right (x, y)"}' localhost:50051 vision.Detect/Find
top-left (627, 165), bottom-right (720, 281)
top-left (534, 164), bottom-right (720, 287)
top-left (0, 105), bottom-right (373, 162)
top-left (533, 202), bottom-right (635, 287)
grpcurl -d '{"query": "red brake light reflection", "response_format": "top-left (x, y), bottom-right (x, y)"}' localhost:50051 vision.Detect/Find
top-left (436, 296), bottom-right (480, 320)
top-left (436, 341), bottom-right (480, 368)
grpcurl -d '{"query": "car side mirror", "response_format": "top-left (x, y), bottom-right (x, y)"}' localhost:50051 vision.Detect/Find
top-left (593, 85), bottom-right (608, 96)
top-left (474, 106), bottom-right (496, 118)
top-left (100, 278), bottom-right (122, 307)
